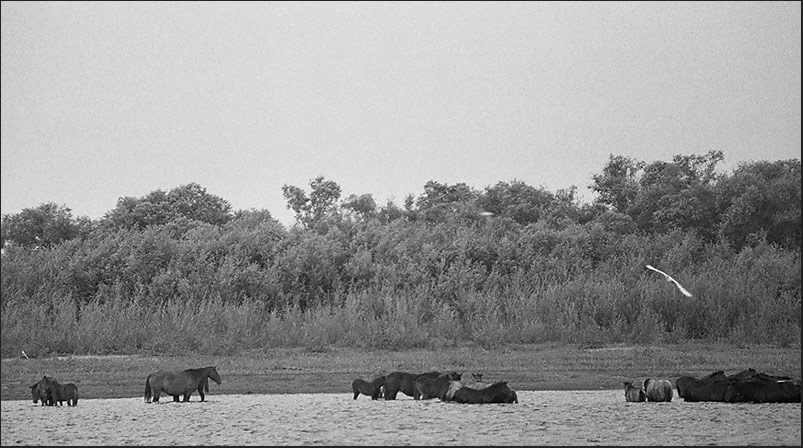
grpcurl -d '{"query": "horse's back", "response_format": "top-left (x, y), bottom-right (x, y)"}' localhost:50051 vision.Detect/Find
top-left (148, 371), bottom-right (173, 385)
top-left (148, 370), bottom-right (186, 393)
top-left (644, 379), bottom-right (673, 402)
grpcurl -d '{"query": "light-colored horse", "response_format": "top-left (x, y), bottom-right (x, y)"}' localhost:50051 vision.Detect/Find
top-left (144, 366), bottom-right (221, 403)
top-left (644, 378), bottom-right (673, 402)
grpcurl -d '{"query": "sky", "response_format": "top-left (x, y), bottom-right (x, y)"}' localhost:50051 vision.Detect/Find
top-left (2, 1), bottom-right (800, 227)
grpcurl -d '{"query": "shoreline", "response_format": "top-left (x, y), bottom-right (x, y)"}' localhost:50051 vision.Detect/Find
top-left (2, 342), bottom-right (800, 401)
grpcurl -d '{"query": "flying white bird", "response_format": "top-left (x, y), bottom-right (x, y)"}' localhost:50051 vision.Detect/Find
top-left (646, 265), bottom-right (693, 297)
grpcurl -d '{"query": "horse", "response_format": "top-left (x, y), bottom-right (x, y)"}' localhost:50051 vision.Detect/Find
top-left (643, 378), bottom-right (673, 402)
top-left (723, 375), bottom-right (801, 403)
top-left (676, 371), bottom-right (730, 402)
top-left (30, 377), bottom-right (53, 406)
top-left (442, 377), bottom-right (490, 401)
top-left (451, 381), bottom-right (518, 404)
top-left (382, 371), bottom-right (441, 400)
top-left (413, 372), bottom-right (462, 400)
top-left (144, 366), bottom-right (221, 403)
top-left (40, 376), bottom-right (79, 406)
top-left (352, 375), bottom-right (385, 400)
top-left (623, 381), bottom-right (646, 402)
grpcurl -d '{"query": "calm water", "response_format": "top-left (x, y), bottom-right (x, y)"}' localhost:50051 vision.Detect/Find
top-left (1, 390), bottom-right (800, 445)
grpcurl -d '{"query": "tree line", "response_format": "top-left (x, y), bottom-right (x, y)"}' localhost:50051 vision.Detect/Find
top-left (1, 151), bottom-right (799, 357)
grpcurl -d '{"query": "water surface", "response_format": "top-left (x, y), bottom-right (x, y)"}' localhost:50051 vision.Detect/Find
top-left (2, 390), bottom-right (800, 445)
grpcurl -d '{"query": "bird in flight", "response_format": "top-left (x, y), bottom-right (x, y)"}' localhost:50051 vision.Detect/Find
top-left (646, 265), bottom-right (693, 297)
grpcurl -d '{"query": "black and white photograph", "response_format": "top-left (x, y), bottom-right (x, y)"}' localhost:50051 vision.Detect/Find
top-left (1, 1), bottom-right (800, 445)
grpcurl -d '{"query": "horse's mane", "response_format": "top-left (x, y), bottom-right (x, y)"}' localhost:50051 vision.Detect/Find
top-left (43, 376), bottom-right (61, 386)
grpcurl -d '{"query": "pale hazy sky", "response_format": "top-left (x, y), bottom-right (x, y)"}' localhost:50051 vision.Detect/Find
top-left (2, 1), bottom-right (800, 226)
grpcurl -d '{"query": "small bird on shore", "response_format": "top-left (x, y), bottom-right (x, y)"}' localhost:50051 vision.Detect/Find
top-left (646, 265), bottom-right (693, 297)
top-left (21, 350), bottom-right (29, 359)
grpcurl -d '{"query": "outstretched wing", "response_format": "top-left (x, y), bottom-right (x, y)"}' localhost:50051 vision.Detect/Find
top-left (646, 265), bottom-right (693, 297)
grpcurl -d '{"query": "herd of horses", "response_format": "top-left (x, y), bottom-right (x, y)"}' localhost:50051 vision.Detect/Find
top-left (352, 371), bottom-right (519, 404)
top-left (29, 366), bottom-right (223, 407)
top-left (29, 365), bottom-right (800, 407)
top-left (623, 369), bottom-right (801, 403)
top-left (29, 376), bottom-right (79, 407)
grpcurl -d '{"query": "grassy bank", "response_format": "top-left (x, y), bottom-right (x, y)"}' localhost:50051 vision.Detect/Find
top-left (2, 342), bottom-right (799, 401)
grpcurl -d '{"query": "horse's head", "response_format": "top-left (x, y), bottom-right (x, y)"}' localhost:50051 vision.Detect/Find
top-left (208, 366), bottom-right (222, 385)
top-left (445, 380), bottom-right (462, 401)
top-left (446, 371), bottom-right (462, 381)
top-left (31, 379), bottom-right (50, 404)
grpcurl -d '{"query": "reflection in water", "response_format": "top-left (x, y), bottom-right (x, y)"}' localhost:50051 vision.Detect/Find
top-left (2, 391), bottom-right (800, 445)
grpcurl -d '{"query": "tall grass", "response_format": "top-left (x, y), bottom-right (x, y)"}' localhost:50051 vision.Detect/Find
top-left (2, 239), bottom-right (798, 358)
top-left (2, 220), bottom-right (800, 358)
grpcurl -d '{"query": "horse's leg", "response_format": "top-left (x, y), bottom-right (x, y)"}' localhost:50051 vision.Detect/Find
top-left (197, 385), bottom-right (205, 402)
top-left (173, 394), bottom-right (180, 402)
top-left (183, 391), bottom-right (191, 402)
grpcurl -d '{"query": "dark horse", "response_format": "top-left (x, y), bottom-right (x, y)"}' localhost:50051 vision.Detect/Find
top-left (451, 381), bottom-right (518, 404)
top-left (144, 366), bottom-right (221, 403)
top-left (33, 376), bottom-right (79, 406)
top-left (677, 369), bottom-right (800, 403)
top-left (413, 372), bottom-right (462, 400)
top-left (30, 377), bottom-right (53, 406)
top-left (383, 371), bottom-right (441, 400)
top-left (623, 381), bottom-right (646, 402)
top-left (676, 371), bottom-right (730, 402)
top-left (352, 375), bottom-right (385, 400)
top-left (723, 372), bottom-right (801, 403)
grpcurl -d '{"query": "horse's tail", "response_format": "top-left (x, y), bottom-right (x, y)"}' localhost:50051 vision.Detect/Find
top-left (144, 374), bottom-right (152, 402)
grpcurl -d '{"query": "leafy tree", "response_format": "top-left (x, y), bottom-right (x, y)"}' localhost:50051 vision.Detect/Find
top-left (717, 159), bottom-right (801, 249)
top-left (377, 199), bottom-right (405, 224)
top-left (416, 180), bottom-right (476, 210)
top-left (102, 183), bottom-right (232, 230)
top-left (591, 154), bottom-right (644, 214)
top-left (342, 194), bottom-right (377, 221)
top-left (592, 151), bottom-right (724, 240)
top-left (414, 180), bottom-right (480, 223)
top-left (282, 176), bottom-right (342, 231)
top-left (630, 151), bottom-right (723, 238)
top-left (479, 180), bottom-right (555, 226)
top-left (166, 183), bottom-right (233, 225)
top-left (543, 186), bottom-right (582, 229)
top-left (1, 202), bottom-right (92, 249)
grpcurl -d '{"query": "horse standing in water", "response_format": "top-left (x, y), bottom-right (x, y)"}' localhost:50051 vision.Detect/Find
top-left (623, 381), bottom-right (646, 402)
top-left (144, 366), bottom-right (221, 403)
top-left (643, 378), bottom-right (673, 402)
